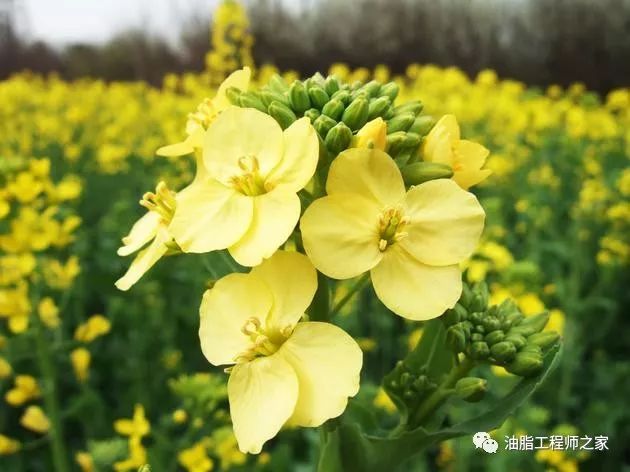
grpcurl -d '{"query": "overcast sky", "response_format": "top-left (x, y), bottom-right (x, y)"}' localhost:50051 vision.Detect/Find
top-left (20, 0), bottom-right (222, 45)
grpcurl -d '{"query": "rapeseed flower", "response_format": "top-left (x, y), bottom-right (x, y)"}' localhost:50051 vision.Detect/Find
top-left (20, 406), bottom-right (50, 433)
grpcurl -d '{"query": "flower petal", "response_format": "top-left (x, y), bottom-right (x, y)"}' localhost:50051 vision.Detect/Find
top-left (266, 117), bottom-right (319, 193)
top-left (228, 189), bottom-right (300, 267)
top-left (278, 322), bottom-right (362, 427)
top-left (203, 107), bottom-right (284, 183)
top-left (169, 178), bottom-right (253, 253)
top-left (423, 115), bottom-right (460, 166)
top-left (199, 273), bottom-right (273, 366)
top-left (228, 355), bottom-right (298, 454)
top-left (401, 179), bottom-right (485, 266)
top-left (117, 211), bottom-right (161, 256)
top-left (115, 227), bottom-right (170, 291)
top-left (213, 67), bottom-right (251, 111)
top-left (300, 193), bottom-right (383, 279)
top-left (250, 251), bottom-right (317, 330)
top-left (326, 148), bottom-right (405, 206)
top-left (453, 140), bottom-right (491, 189)
top-left (370, 244), bottom-right (462, 320)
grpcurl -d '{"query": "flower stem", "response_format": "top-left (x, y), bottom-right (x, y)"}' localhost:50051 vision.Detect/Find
top-left (330, 274), bottom-right (370, 317)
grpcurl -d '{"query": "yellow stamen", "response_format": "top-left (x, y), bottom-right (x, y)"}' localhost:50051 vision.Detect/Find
top-left (139, 181), bottom-right (177, 222)
top-left (377, 206), bottom-right (409, 251)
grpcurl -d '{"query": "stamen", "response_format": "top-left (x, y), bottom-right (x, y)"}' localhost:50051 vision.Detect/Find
top-left (377, 206), bottom-right (409, 252)
top-left (230, 156), bottom-right (267, 196)
top-left (139, 181), bottom-right (177, 222)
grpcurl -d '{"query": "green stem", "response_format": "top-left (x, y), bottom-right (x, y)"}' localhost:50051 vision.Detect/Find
top-left (34, 312), bottom-right (70, 472)
top-left (410, 357), bottom-right (474, 428)
top-left (330, 274), bottom-right (370, 317)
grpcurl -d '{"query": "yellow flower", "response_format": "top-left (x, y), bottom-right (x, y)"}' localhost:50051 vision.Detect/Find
top-left (5, 375), bottom-right (41, 406)
top-left (42, 256), bottom-right (80, 290)
top-left (170, 107), bottom-right (319, 267)
top-left (114, 404), bottom-right (151, 438)
top-left (74, 314), bottom-right (111, 343)
top-left (423, 115), bottom-right (491, 189)
top-left (172, 409), bottom-right (188, 424)
top-left (114, 436), bottom-right (147, 472)
top-left (0, 357), bottom-right (12, 379)
top-left (178, 441), bottom-right (214, 472)
top-left (353, 118), bottom-right (387, 150)
top-left (71, 348), bottom-right (91, 383)
top-left (115, 181), bottom-right (177, 291)
top-left (8, 171), bottom-right (44, 203)
top-left (20, 405), bottom-right (50, 433)
top-left (210, 427), bottom-right (246, 469)
top-left (301, 148), bottom-right (485, 320)
top-left (0, 434), bottom-right (21, 455)
top-left (517, 293), bottom-right (545, 316)
top-left (38, 297), bottom-right (60, 328)
top-left (157, 67), bottom-right (251, 157)
top-left (75, 451), bottom-right (94, 472)
top-left (199, 251), bottom-right (362, 453)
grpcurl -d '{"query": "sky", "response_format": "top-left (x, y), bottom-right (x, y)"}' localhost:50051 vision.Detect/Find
top-left (19, 0), bottom-right (221, 45)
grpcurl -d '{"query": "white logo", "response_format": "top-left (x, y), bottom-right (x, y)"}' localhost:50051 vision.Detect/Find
top-left (473, 432), bottom-right (499, 453)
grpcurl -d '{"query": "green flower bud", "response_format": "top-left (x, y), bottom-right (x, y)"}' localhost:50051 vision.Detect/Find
top-left (367, 96), bottom-right (392, 120)
top-left (412, 375), bottom-right (428, 392)
top-left (504, 334), bottom-right (527, 350)
top-left (469, 312), bottom-right (484, 325)
top-left (289, 81), bottom-right (311, 114)
top-left (455, 377), bottom-right (487, 402)
top-left (510, 312), bottom-right (550, 337)
top-left (386, 131), bottom-right (408, 155)
top-left (471, 333), bottom-right (484, 342)
top-left (342, 97), bottom-right (369, 130)
top-left (308, 85), bottom-right (330, 109)
top-left (490, 341), bottom-right (517, 363)
top-left (383, 105), bottom-right (396, 120)
top-left (238, 92), bottom-right (267, 113)
top-left (470, 341), bottom-right (490, 360)
top-left (400, 372), bottom-right (412, 387)
top-left (304, 108), bottom-right (321, 122)
top-left (460, 284), bottom-right (474, 309)
top-left (268, 101), bottom-right (297, 130)
top-left (503, 311), bottom-right (524, 330)
top-left (362, 80), bottom-right (382, 97)
top-left (225, 86), bottom-right (243, 105)
top-left (325, 122), bottom-right (353, 156)
top-left (470, 284), bottom-right (489, 312)
top-left (387, 112), bottom-right (416, 133)
top-left (408, 115), bottom-right (435, 136)
top-left (313, 114), bottom-right (337, 138)
top-left (332, 89), bottom-right (351, 105)
top-left (507, 353), bottom-right (543, 377)
top-left (528, 331), bottom-right (560, 350)
top-left (380, 82), bottom-right (400, 101)
top-left (442, 307), bottom-right (461, 326)
top-left (519, 344), bottom-right (542, 356)
top-left (321, 99), bottom-right (345, 121)
top-left (482, 317), bottom-right (501, 332)
top-left (309, 72), bottom-right (327, 87)
top-left (485, 330), bottom-right (505, 345)
top-left (394, 100), bottom-right (424, 116)
top-left (268, 74), bottom-right (290, 94)
top-left (446, 324), bottom-right (467, 352)
top-left (324, 76), bottom-right (341, 96)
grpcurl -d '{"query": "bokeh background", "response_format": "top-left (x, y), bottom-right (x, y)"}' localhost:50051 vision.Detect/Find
top-left (1, 0), bottom-right (629, 471)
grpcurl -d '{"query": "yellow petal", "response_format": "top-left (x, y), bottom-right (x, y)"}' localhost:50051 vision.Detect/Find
top-left (250, 251), bottom-right (317, 330)
top-left (326, 148), bottom-right (405, 207)
top-left (266, 117), bottom-right (319, 193)
top-left (279, 322), bottom-right (362, 427)
top-left (199, 273), bottom-right (273, 366)
top-left (228, 355), bottom-right (298, 454)
top-left (423, 115), bottom-right (459, 166)
top-left (213, 67), bottom-right (251, 111)
top-left (353, 118), bottom-right (387, 151)
top-left (117, 212), bottom-right (161, 256)
top-left (400, 179), bottom-right (485, 266)
top-left (169, 179), bottom-right (253, 253)
top-left (156, 139), bottom-right (194, 157)
top-left (114, 419), bottom-right (134, 436)
top-left (370, 244), bottom-right (462, 320)
top-left (115, 227), bottom-right (170, 291)
top-left (300, 193), bottom-right (383, 279)
top-left (453, 140), bottom-right (491, 189)
top-left (203, 107), bottom-right (283, 183)
top-left (228, 189), bottom-right (300, 267)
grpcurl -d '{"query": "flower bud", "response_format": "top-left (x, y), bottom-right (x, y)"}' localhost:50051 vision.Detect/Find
top-left (238, 92), bottom-right (267, 113)
top-left (313, 114), bottom-right (337, 139)
top-left (471, 332), bottom-right (484, 342)
top-left (342, 97), bottom-right (369, 130)
top-left (470, 284), bottom-right (489, 312)
top-left (268, 74), bottom-right (290, 94)
top-left (322, 99), bottom-right (345, 121)
top-left (325, 122), bottom-right (353, 156)
top-left (380, 82), bottom-right (400, 101)
top-left (455, 377), bottom-right (487, 402)
top-left (268, 101), bottom-right (297, 130)
top-left (519, 343), bottom-right (542, 356)
top-left (332, 89), bottom-right (351, 105)
top-left (485, 330), bottom-right (505, 345)
top-left (507, 353), bottom-right (543, 377)
top-left (387, 113), bottom-right (416, 133)
top-left (408, 116), bottom-right (435, 136)
top-left (353, 118), bottom-right (387, 151)
top-left (528, 331), bottom-right (560, 350)
top-left (401, 162), bottom-right (454, 186)
top-left (304, 108), bottom-right (320, 122)
top-left (308, 85), bottom-right (330, 109)
top-left (394, 100), bottom-right (424, 116)
top-left (482, 317), bottom-right (501, 332)
top-left (446, 324), bottom-right (467, 353)
top-left (490, 341), bottom-right (517, 363)
top-left (225, 86), bottom-right (243, 105)
top-left (261, 90), bottom-right (289, 108)
top-left (324, 76), bottom-right (341, 96)
top-left (367, 96), bottom-right (391, 120)
top-left (361, 80), bottom-right (382, 97)
top-left (504, 334), bottom-right (527, 350)
top-left (289, 81), bottom-right (311, 114)
top-left (510, 312), bottom-right (550, 337)
top-left (469, 341), bottom-right (490, 360)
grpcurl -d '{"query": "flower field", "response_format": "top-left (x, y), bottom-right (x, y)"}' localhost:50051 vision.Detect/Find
top-left (0, 2), bottom-right (629, 471)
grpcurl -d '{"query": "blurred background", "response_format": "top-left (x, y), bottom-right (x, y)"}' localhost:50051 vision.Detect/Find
top-left (2, 0), bottom-right (630, 91)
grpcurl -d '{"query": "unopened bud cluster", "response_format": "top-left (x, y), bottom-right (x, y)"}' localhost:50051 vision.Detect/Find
top-left (226, 73), bottom-right (433, 166)
top-left (385, 362), bottom-right (438, 411)
top-left (443, 283), bottom-right (560, 377)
